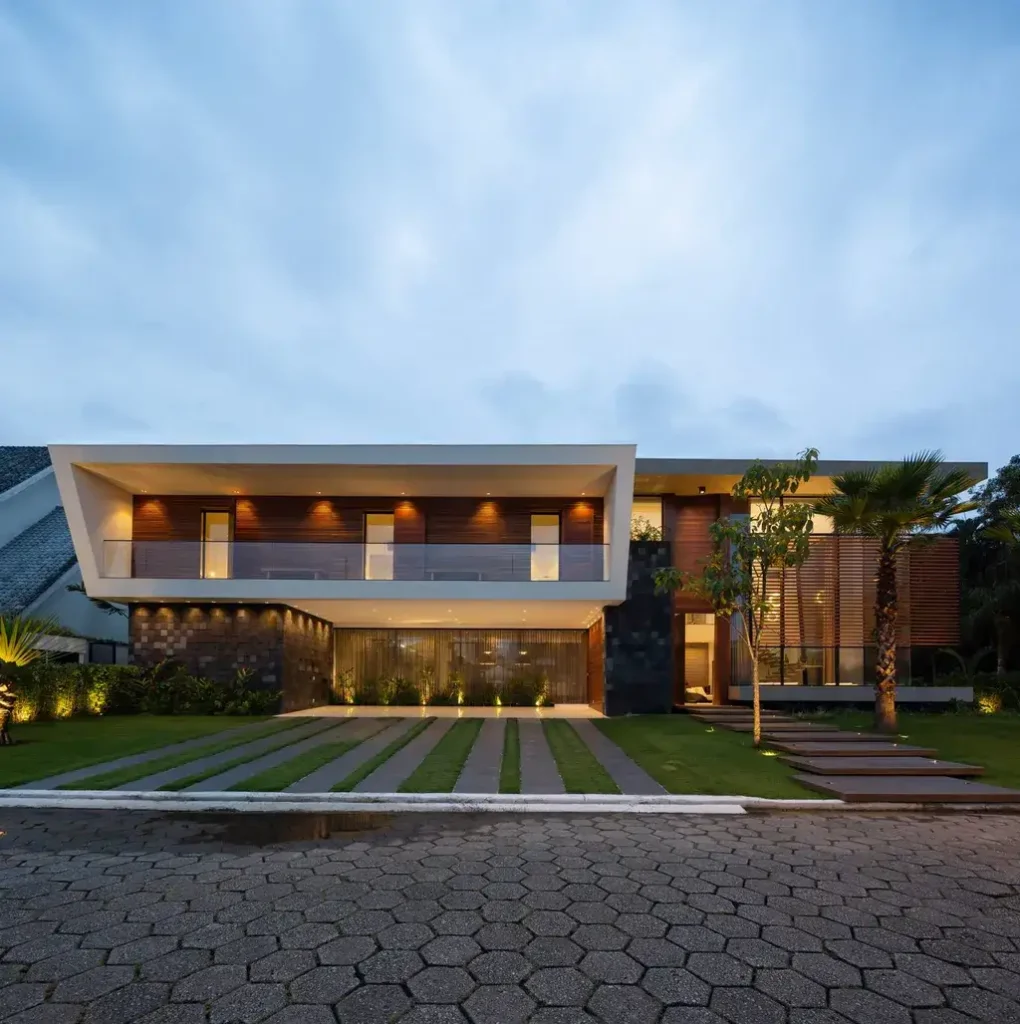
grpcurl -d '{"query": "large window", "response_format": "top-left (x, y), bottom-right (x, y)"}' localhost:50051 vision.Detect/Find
top-left (530, 514), bottom-right (560, 581)
top-left (200, 511), bottom-right (232, 579)
top-left (364, 513), bottom-right (395, 580)
top-left (631, 497), bottom-right (663, 539)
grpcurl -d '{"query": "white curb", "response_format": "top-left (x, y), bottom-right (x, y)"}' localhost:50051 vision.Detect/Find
top-left (0, 790), bottom-right (846, 815)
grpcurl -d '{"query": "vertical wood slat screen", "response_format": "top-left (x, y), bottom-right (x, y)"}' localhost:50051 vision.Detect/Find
top-left (334, 628), bottom-right (589, 704)
top-left (586, 617), bottom-right (605, 709)
top-left (667, 497), bottom-right (718, 612)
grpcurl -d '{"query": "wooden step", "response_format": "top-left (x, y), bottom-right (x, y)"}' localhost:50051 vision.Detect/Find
top-left (783, 755), bottom-right (984, 777)
top-left (794, 774), bottom-right (1020, 803)
top-left (761, 731), bottom-right (889, 743)
top-left (724, 722), bottom-right (840, 733)
top-left (770, 740), bottom-right (938, 757)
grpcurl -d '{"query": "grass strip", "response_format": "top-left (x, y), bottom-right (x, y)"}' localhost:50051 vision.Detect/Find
top-left (399, 719), bottom-right (483, 793)
top-left (61, 719), bottom-right (304, 790)
top-left (543, 720), bottom-right (620, 794)
top-left (229, 739), bottom-right (360, 792)
top-left (159, 725), bottom-right (326, 791)
top-left (331, 718), bottom-right (433, 792)
top-left (499, 718), bottom-right (521, 794)
top-left (595, 716), bottom-right (818, 798)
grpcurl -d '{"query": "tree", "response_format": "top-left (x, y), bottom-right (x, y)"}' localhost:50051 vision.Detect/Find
top-left (66, 581), bottom-right (127, 617)
top-left (654, 449), bottom-right (819, 747)
top-left (813, 452), bottom-right (978, 733)
top-left (972, 506), bottom-right (1020, 678)
top-left (0, 615), bottom-right (55, 745)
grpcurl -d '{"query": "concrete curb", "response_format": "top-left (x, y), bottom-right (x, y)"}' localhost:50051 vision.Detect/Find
top-left (0, 789), bottom-right (845, 815)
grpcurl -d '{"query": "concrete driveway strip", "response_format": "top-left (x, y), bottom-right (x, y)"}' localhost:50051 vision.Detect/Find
top-left (286, 717), bottom-right (418, 792)
top-left (184, 720), bottom-right (359, 791)
top-left (115, 718), bottom-right (335, 791)
top-left (569, 719), bottom-right (666, 795)
top-left (18, 718), bottom-right (286, 791)
top-left (519, 720), bottom-right (565, 794)
top-left (354, 718), bottom-right (454, 792)
top-left (453, 718), bottom-right (505, 793)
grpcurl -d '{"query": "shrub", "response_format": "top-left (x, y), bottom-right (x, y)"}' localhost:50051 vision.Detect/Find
top-left (331, 668), bottom-right (355, 705)
top-left (388, 677), bottom-right (422, 706)
top-left (465, 680), bottom-right (497, 706)
top-left (352, 678), bottom-right (383, 705)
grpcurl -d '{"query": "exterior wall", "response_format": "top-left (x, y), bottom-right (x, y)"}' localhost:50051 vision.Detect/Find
top-left (30, 566), bottom-right (129, 644)
top-left (602, 541), bottom-right (674, 715)
top-left (130, 604), bottom-right (332, 712)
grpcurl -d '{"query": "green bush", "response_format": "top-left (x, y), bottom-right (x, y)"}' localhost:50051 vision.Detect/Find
top-left (388, 677), bottom-right (422, 706)
top-left (10, 659), bottom-right (279, 722)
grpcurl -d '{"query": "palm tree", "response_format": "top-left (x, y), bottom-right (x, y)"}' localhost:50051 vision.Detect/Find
top-left (0, 615), bottom-right (56, 745)
top-left (813, 452), bottom-right (978, 732)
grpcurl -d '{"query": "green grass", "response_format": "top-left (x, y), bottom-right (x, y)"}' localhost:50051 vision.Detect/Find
top-left (499, 718), bottom-right (520, 794)
top-left (62, 718), bottom-right (305, 791)
top-left (331, 718), bottom-right (433, 792)
top-left (595, 715), bottom-right (819, 798)
top-left (808, 710), bottom-right (1020, 789)
top-left (543, 720), bottom-right (619, 794)
top-left (0, 716), bottom-right (273, 790)
top-left (229, 739), bottom-right (360, 792)
top-left (400, 719), bottom-right (483, 793)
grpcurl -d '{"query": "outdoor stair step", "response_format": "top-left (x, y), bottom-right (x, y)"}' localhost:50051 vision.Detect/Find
top-left (793, 774), bottom-right (1020, 803)
top-left (783, 755), bottom-right (985, 777)
top-left (772, 740), bottom-right (938, 757)
top-left (723, 722), bottom-right (840, 732)
top-left (761, 731), bottom-right (890, 743)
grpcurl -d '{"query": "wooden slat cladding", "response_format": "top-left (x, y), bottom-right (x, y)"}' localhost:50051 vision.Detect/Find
top-left (665, 496), bottom-right (718, 612)
top-left (909, 537), bottom-right (960, 644)
top-left (586, 616), bottom-right (605, 710)
top-left (133, 496), bottom-right (604, 545)
top-left (132, 496), bottom-right (233, 578)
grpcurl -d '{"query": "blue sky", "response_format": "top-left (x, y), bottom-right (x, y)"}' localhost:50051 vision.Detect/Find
top-left (1, 1), bottom-right (1018, 474)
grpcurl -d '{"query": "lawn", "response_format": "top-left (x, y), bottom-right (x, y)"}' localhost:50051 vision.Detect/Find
top-left (809, 710), bottom-right (1020, 789)
top-left (230, 739), bottom-right (360, 792)
top-left (544, 720), bottom-right (619, 794)
top-left (331, 718), bottom-right (433, 792)
top-left (499, 718), bottom-right (520, 794)
top-left (400, 719), bottom-right (482, 793)
top-left (595, 715), bottom-right (819, 798)
top-left (0, 716), bottom-right (273, 789)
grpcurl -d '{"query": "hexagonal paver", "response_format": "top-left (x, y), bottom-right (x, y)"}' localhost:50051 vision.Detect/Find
top-left (210, 983), bottom-right (287, 1023)
top-left (686, 952), bottom-right (754, 987)
top-left (579, 951), bottom-right (643, 984)
top-left (463, 984), bottom-right (536, 1024)
top-left (830, 987), bottom-right (913, 1023)
top-left (249, 949), bottom-right (316, 982)
top-left (408, 966), bottom-right (476, 1003)
top-left (335, 983), bottom-right (412, 1023)
top-left (588, 985), bottom-right (662, 1024)
top-left (289, 966), bottom-right (359, 1003)
top-left (525, 967), bottom-right (594, 1006)
top-left (475, 923), bottom-right (531, 950)
top-left (524, 911), bottom-right (575, 937)
top-left (140, 949), bottom-right (212, 983)
top-left (791, 952), bottom-right (863, 988)
top-left (754, 969), bottom-right (827, 1007)
top-left (864, 969), bottom-right (947, 1008)
top-left (628, 937), bottom-right (687, 968)
top-left (433, 912), bottom-right (483, 936)
top-left (422, 935), bottom-right (482, 965)
top-left (469, 950), bottom-right (533, 984)
top-left (709, 987), bottom-right (786, 1024)
top-left (51, 966), bottom-right (134, 1003)
top-left (359, 949), bottom-right (424, 983)
top-left (571, 925), bottom-right (628, 951)
top-left (378, 922), bottom-right (434, 949)
top-left (642, 967), bottom-right (711, 1005)
top-left (317, 935), bottom-right (377, 965)
top-left (171, 965), bottom-right (246, 1002)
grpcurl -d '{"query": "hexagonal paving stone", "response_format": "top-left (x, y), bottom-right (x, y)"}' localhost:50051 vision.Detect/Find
top-left (571, 925), bottom-right (628, 951)
top-left (588, 985), bottom-right (662, 1024)
top-left (51, 966), bottom-right (135, 1003)
top-left (579, 951), bottom-right (643, 984)
top-left (525, 967), bottom-right (594, 1006)
top-left (209, 983), bottom-right (287, 1023)
top-left (317, 935), bottom-right (377, 965)
top-left (475, 923), bottom-right (531, 950)
top-left (171, 965), bottom-right (246, 1003)
top-left (791, 952), bottom-right (863, 988)
top-left (754, 969), bottom-right (827, 1007)
top-left (422, 935), bottom-right (483, 966)
top-left (463, 984), bottom-right (536, 1024)
top-left (359, 949), bottom-right (424, 983)
top-left (686, 952), bottom-right (754, 987)
top-left (249, 949), bottom-right (316, 982)
top-left (469, 950), bottom-right (533, 984)
top-left (628, 938), bottom-right (687, 968)
top-left (335, 983), bottom-right (412, 1023)
top-left (378, 922), bottom-right (434, 949)
top-left (288, 966), bottom-right (359, 1003)
top-left (709, 988), bottom-right (786, 1024)
top-left (641, 967), bottom-right (711, 1006)
top-left (407, 966), bottom-right (476, 1004)
top-left (525, 937), bottom-right (585, 967)
top-left (864, 969), bottom-right (945, 1008)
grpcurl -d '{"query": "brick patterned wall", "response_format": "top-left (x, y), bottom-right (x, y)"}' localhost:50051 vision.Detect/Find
top-left (130, 604), bottom-right (333, 712)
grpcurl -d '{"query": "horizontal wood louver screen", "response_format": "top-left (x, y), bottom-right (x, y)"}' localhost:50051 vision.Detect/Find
top-left (669, 498), bottom-right (717, 612)
top-left (908, 537), bottom-right (960, 644)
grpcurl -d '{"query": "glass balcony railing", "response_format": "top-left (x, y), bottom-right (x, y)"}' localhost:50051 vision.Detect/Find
top-left (102, 540), bottom-right (611, 583)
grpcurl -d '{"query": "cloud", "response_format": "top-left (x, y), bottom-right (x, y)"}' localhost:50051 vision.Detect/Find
top-left (0, 1), bottom-right (1016, 471)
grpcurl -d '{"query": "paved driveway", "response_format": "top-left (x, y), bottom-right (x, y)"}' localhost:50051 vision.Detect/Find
top-left (1, 810), bottom-right (1019, 1023)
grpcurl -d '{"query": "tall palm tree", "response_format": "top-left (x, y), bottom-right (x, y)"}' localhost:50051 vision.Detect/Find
top-left (813, 452), bottom-right (978, 732)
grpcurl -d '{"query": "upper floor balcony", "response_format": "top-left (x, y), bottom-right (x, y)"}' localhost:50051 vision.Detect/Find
top-left (50, 443), bottom-right (636, 605)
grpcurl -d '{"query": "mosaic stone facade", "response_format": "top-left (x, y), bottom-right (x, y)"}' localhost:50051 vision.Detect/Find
top-left (130, 604), bottom-right (333, 712)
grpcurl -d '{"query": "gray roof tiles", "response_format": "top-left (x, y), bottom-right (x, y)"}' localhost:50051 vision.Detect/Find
top-left (0, 446), bottom-right (51, 495)
top-left (0, 506), bottom-right (76, 615)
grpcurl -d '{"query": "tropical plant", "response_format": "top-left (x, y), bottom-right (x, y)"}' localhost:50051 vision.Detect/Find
top-left (65, 580), bottom-right (127, 617)
top-left (0, 615), bottom-right (56, 669)
top-left (971, 507), bottom-right (1020, 678)
top-left (631, 516), bottom-right (663, 541)
top-left (813, 451), bottom-right (978, 732)
top-left (655, 449), bottom-right (819, 746)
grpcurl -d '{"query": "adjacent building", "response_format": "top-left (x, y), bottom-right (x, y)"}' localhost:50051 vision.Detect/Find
top-left (50, 444), bottom-right (985, 712)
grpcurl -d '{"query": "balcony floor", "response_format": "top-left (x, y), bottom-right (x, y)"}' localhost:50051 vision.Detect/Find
top-left (279, 703), bottom-right (604, 719)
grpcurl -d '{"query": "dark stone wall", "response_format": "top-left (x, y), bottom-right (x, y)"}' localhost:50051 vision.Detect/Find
top-left (130, 604), bottom-right (333, 712)
top-left (603, 541), bottom-right (675, 716)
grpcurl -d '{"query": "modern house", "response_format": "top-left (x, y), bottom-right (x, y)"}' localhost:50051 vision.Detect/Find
top-left (50, 444), bottom-right (985, 713)
top-left (0, 446), bottom-right (128, 662)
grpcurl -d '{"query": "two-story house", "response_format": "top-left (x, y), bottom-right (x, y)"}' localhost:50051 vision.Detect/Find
top-left (50, 444), bottom-right (985, 713)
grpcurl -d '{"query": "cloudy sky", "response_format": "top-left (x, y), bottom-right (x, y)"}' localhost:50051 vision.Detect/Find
top-left (1, 1), bottom-right (1017, 472)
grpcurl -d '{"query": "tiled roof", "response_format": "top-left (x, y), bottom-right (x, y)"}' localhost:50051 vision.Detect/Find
top-left (0, 507), bottom-right (76, 615)
top-left (0, 446), bottom-right (51, 495)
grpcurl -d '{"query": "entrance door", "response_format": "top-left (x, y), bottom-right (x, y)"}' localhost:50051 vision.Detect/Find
top-left (682, 612), bottom-right (715, 704)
